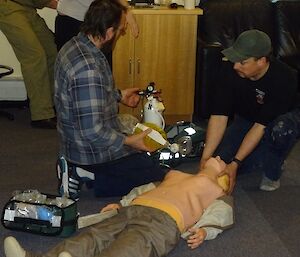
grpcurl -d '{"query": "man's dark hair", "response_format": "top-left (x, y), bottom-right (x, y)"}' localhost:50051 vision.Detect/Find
top-left (254, 50), bottom-right (273, 62)
top-left (80, 0), bottom-right (127, 38)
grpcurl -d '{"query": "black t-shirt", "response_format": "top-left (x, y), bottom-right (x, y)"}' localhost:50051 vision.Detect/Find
top-left (211, 58), bottom-right (298, 126)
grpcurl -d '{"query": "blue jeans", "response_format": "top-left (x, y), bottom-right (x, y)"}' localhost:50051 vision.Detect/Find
top-left (215, 108), bottom-right (300, 181)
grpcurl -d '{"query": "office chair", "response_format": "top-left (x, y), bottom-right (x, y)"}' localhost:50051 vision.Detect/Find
top-left (0, 65), bottom-right (15, 120)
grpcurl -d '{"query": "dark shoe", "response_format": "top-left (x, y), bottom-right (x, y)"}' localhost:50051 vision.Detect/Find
top-left (57, 156), bottom-right (81, 200)
top-left (57, 156), bottom-right (95, 200)
top-left (31, 117), bottom-right (56, 129)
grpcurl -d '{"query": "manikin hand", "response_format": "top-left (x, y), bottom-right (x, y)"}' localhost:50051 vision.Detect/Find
top-left (186, 227), bottom-right (207, 249)
top-left (124, 128), bottom-right (155, 152)
top-left (218, 162), bottom-right (238, 194)
top-left (120, 87), bottom-right (141, 107)
top-left (100, 203), bottom-right (121, 213)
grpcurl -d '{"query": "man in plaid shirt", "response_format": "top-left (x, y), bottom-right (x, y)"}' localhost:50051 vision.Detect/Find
top-left (54, 0), bottom-right (166, 199)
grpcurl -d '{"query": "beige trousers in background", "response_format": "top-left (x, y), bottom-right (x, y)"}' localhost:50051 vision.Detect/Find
top-left (0, 0), bottom-right (56, 120)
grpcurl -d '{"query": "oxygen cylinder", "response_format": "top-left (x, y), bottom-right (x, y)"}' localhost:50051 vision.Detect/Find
top-left (143, 96), bottom-right (165, 129)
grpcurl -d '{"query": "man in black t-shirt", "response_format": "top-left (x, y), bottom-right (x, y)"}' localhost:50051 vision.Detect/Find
top-left (199, 29), bottom-right (299, 192)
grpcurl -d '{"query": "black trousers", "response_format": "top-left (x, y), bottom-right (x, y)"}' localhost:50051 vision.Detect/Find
top-left (54, 14), bottom-right (82, 51)
top-left (75, 152), bottom-right (168, 197)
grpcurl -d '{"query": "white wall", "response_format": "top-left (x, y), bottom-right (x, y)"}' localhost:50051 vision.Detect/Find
top-left (0, 8), bottom-right (56, 100)
top-left (0, 8), bottom-right (56, 78)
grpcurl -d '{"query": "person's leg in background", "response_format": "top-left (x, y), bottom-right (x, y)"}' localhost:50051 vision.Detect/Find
top-left (55, 14), bottom-right (82, 51)
top-left (0, 1), bottom-right (56, 128)
top-left (259, 108), bottom-right (300, 191)
top-left (32, 9), bottom-right (57, 98)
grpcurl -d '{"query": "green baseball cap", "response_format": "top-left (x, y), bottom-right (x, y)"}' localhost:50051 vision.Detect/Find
top-left (221, 29), bottom-right (272, 63)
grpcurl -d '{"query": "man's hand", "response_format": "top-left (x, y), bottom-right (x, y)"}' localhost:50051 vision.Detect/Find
top-left (126, 11), bottom-right (139, 38)
top-left (124, 128), bottom-right (155, 152)
top-left (46, 0), bottom-right (58, 9)
top-left (120, 88), bottom-right (140, 108)
top-left (218, 162), bottom-right (238, 194)
top-left (118, 0), bottom-right (139, 37)
top-left (199, 156), bottom-right (210, 170)
top-left (186, 227), bottom-right (207, 249)
top-left (100, 203), bottom-right (121, 213)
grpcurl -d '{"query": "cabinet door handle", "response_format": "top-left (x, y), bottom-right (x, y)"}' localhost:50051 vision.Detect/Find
top-left (137, 59), bottom-right (141, 74)
top-left (129, 59), bottom-right (132, 75)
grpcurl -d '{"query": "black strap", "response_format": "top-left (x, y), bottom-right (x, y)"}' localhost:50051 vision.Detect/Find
top-left (0, 65), bottom-right (14, 79)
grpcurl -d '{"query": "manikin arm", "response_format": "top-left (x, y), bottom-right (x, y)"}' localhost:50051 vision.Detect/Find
top-left (78, 182), bottom-right (157, 229)
top-left (100, 182), bottom-right (157, 211)
top-left (181, 196), bottom-right (234, 241)
top-left (119, 182), bottom-right (157, 206)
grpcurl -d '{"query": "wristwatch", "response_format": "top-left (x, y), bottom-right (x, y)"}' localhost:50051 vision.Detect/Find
top-left (230, 157), bottom-right (242, 167)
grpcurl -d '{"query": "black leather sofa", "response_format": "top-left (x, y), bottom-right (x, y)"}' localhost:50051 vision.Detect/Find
top-left (193, 0), bottom-right (300, 121)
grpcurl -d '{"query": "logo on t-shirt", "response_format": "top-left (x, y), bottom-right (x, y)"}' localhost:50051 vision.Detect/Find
top-left (255, 89), bottom-right (265, 104)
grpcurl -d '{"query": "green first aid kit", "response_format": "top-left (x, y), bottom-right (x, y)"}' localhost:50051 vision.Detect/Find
top-left (1, 190), bottom-right (78, 237)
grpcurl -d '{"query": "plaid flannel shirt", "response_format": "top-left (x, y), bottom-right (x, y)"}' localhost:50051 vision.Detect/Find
top-left (54, 33), bottom-right (135, 165)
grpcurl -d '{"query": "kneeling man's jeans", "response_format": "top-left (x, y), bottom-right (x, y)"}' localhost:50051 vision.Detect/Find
top-left (215, 108), bottom-right (300, 180)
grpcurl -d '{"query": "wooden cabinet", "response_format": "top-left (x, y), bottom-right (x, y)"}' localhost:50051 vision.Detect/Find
top-left (113, 7), bottom-right (202, 124)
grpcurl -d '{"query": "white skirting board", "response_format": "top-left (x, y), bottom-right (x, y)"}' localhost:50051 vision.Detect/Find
top-left (0, 78), bottom-right (27, 101)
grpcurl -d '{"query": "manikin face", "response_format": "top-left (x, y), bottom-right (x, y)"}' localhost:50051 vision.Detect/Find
top-left (204, 156), bottom-right (226, 173)
top-left (233, 57), bottom-right (267, 81)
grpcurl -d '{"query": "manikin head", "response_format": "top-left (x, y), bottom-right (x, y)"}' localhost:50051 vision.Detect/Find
top-left (80, 0), bottom-right (127, 50)
top-left (203, 156), bottom-right (226, 173)
top-left (202, 156), bottom-right (229, 192)
top-left (222, 29), bottom-right (272, 81)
